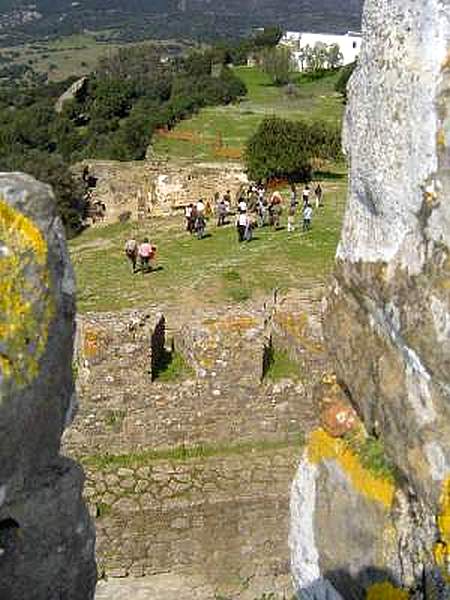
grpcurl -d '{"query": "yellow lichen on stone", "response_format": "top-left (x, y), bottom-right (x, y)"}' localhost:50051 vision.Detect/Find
top-left (366, 581), bottom-right (409, 599)
top-left (203, 315), bottom-right (258, 333)
top-left (307, 429), bottom-right (395, 508)
top-left (434, 477), bottom-right (450, 579)
top-left (0, 199), bottom-right (53, 387)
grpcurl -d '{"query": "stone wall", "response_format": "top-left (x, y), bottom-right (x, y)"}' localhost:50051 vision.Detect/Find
top-left (0, 173), bottom-right (96, 600)
top-left (78, 158), bottom-right (248, 224)
top-left (64, 295), bottom-right (327, 596)
top-left (85, 447), bottom-right (297, 597)
top-left (290, 1), bottom-right (450, 598)
top-left (66, 306), bottom-right (320, 458)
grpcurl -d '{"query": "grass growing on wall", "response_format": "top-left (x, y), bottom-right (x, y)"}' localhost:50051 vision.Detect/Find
top-left (81, 435), bottom-right (305, 470)
top-left (344, 433), bottom-right (398, 484)
top-left (153, 349), bottom-right (194, 382)
top-left (264, 348), bottom-right (303, 382)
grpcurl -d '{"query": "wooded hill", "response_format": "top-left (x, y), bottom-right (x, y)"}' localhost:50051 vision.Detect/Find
top-left (0, 0), bottom-right (363, 45)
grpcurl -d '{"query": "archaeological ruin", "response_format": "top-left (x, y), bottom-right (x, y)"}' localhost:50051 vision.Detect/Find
top-left (1, 0), bottom-right (450, 599)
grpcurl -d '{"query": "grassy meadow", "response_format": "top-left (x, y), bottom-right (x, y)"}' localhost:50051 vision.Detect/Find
top-left (66, 64), bottom-right (348, 314)
top-left (0, 33), bottom-right (188, 81)
top-left (153, 67), bottom-right (345, 162)
top-left (70, 175), bottom-right (346, 314)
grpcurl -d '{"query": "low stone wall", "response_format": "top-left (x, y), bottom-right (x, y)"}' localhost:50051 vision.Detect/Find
top-left (177, 311), bottom-right (268, 384)
top-left (77, 158), bottom-right (248, 224)
top-left (75, 310), bottom-right (166, 389)
top-left (85, 446), bottom-right (299, 594)
top-left (64, 296), bottom-right (328, 596)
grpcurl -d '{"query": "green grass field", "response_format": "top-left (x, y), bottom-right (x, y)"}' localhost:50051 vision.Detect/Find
top-left (66, 64), bottom-right (347, 314)
top-left (0, 33), bottom-right (188, 81)
top-left (70, 176), bottom-right (346, 314)
top-left (153, 67), bottom-right (344, 162)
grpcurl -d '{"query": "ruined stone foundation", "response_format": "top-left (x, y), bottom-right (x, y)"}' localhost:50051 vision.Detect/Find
top-left (0, 173), bottom-right (96, 599)
top-left (290, 1), bottom-right (450, 598)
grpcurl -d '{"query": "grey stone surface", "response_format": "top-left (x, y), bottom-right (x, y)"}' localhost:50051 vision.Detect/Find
top-left (0, 173), bottom-right (96, 599)
top-left (291, 0), bottom-right (450, 597)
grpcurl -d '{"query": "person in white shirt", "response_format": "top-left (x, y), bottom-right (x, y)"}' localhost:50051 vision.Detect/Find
top-left (238, 197), bottom-right (247, 213)
top-left (236, 210), bottom-right (249, 242)
top-left (303, 203), bottom-right (313, 231)
top-left (196, 199), bottom-right (205, 214)
top-left (302, 185), bottom-right (310, 207)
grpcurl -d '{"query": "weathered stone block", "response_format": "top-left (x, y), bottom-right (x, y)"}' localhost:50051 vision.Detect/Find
top-left (0, 173), bottom-right (96, 599)
top-left (177, 310), bottom-right (268, 385)
top-left (291, 0), bottom-right (450, 597)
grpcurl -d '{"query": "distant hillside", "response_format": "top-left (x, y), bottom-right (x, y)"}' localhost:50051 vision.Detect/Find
top-left (0, 0), bottom-right (363, 45)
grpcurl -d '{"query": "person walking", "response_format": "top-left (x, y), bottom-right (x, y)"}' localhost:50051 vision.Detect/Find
top-left (189, 204), bottom-right (198, 234)
top-left (124, 238), bottom-right (138, 273)
top-left (195, 212), bottom-right (206, 240)
top-left (303, 203), bottom-right (313, 232)
top-left (185, 204), bottom-right (193, 232)
top-left (196, 198), bottom-right (205, 215)
top-left (287, 203), bottom-right (296, 232)
top-left (238, 196), bottom-right (247, 213)
top-left (290, 184), bottom-right (298, 209)
top-left (236, 210), bottom-right (247, 242)
top-left (302, 184), bottom-right (311, 207)
top-left (223, 190), bottom-right (231, 216)
top-left (138, 237), bottom-right (155, 273)
top-left (272, 200), bottom-right (282, 229)
top-left (270, 191), bottom-right (282, 229)
top-left (217, 198), bottom-right (227, 227)
top-left (314, 183), bottom-right (323, 208)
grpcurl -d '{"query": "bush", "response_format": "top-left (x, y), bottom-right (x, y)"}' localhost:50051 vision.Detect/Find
top-left (244, 116), bottom-right (341, 183)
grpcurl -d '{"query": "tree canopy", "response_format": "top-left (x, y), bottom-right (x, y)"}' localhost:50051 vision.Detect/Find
top-left (244, 116), bottom-right (342, 183)
top-left (0, 43), bottom-right (248, 235)
top-left (261, 46), bottom-right (293, 86)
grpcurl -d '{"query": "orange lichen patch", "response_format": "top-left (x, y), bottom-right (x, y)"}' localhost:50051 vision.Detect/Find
top-left (437, 128), bottom-right (447, 148)
top-left (0, 199), bottom-right (53, 387)
top-left (203, 315), bottom-right (259, 334)
top-left (434, 477), bottom-right (450, 580)
top-left (273, 311), bottom-right (322, 353)
top-left (83, 328), bottom-right (111, 360)
top-left (321, 401), bottom-right (358, 438)
top-left (84, 329), bottom-right (100, 358)
top-left (366, 582), bottom-right (409, 599)
top-left (307, 429), bottom-right (395, 508)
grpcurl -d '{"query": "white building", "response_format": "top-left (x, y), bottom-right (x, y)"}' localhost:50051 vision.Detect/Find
top-left (281, 31), bottom-right (362, 71)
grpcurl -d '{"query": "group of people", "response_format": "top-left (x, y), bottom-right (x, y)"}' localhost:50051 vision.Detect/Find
top-left (229, 181), bottom-right (324, 243)
top-left (124, 237), bottom-right (157, 274)
top-left (124, 181), bottom-right (324, 273)
top-left (184, 198), bottom-right (213, 239)
top-left (184, 182), bottom-right (324, 244)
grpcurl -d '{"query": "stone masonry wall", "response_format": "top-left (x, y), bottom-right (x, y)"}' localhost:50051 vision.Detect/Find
top-left (66, 307), bottom-right (319, 458)
top-left (78, 158), bottom-right (248, 224)
top-left (64, 295), bottom-right (326, 594)
top-left (85, 447), bottom-right (298, 596)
